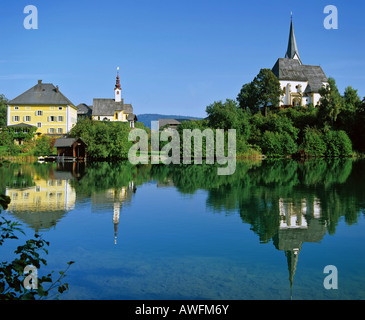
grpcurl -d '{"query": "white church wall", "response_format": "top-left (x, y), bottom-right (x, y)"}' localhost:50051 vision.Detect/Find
top-left (279, 80), bottom-right (308, 105)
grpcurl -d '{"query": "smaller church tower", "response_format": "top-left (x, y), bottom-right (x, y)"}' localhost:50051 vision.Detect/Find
top-left (115, 67), bottom-right (122, 102)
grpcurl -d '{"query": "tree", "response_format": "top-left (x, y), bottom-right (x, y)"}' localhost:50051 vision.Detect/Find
top-left (0, 94), bottom-right (8, 127)
top-left (237, 82), bottom-right (258, 113)
top-left (33, 136), bottom-right (54, 156)
top-left (343, 86), bottom-right (361, 110)
top-left (318, 77), bottom-right (343, 126)
top-left (237, 69), bottom-right (283, 116)
top-left (206, 99), bottom-right (251, 140)
top-left (69, 119), bottom-right (148, 159)
top-left (301, 127), bottom-right (327, 157)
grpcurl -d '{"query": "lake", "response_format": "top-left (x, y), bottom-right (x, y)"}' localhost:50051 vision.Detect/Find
top-left (1, 159), bottom-right (364, 300)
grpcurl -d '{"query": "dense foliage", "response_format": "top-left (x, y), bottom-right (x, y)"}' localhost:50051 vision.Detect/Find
top-left (68, 118), bottom-right (149, 159)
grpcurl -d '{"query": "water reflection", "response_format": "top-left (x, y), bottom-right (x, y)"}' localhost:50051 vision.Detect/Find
top-left (3, 163), bottom-right (81, 231)
top-left (91, 182), bottom-right (136, 244)
top-left (1, 158), bottom-right (364, 298)
top-left (275, 197), bottom-right (327, 297)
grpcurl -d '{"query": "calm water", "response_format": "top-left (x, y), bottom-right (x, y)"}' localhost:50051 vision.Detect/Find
top-left (1, 159), bottom-right (365, 300)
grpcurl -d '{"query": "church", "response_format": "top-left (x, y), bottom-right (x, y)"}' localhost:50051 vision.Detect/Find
top-left (272, 17), bottom-right (329, 107)
top-left (91, 68), bottom-right (137, 127)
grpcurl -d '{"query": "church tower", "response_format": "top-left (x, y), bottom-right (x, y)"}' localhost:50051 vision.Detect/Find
top-left (285, 15), bottom-right (302, 64)
top-left (115, 67), bottom-right (122, 102)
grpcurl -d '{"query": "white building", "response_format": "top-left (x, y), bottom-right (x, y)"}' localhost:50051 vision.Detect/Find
top-left (272, 17), bottom-right (329, 107)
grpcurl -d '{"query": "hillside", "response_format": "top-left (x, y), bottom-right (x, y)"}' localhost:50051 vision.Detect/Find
top-left (137, 113), bottom-right (203, 128)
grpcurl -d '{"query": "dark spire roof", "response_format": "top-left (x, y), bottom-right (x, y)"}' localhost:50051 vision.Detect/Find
top-left (285, 16), bottom-right (302, 64)
top-left (115, 68), bottom-right (121, 90)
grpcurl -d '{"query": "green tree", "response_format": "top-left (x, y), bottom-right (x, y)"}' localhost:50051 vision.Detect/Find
top-left (69, 119), bottom-right (147, 159)
top-left (206, 99), bottom-right (251, 140)
top-left (301, 127), bottom-right (327, 157)
top-left (324, 130), bottom-right (352, 157)
top-left (237, 69), bottom-right (283, 117)
top-left (237, 82), bottom-right (258, 113)
top-left (0, 94), bottom-right (8, 127)
top-left (33, 136), bottom-right (54, 156)
top-left (318, 77), bottom-right (343, 126)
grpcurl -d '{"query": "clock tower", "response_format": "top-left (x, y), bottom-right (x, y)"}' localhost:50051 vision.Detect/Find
top-left (115, 67), bottom-right (122, 102)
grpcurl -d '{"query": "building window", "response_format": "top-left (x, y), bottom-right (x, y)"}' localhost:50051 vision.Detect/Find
top-left (25, 106), bottom-right (31, 110)
top-left (13, 116), bottom-right (20, 122)
top-left (57, 116), bottom-right (63, 122)
top-left (115, 113), bottom-right (118, 120)
top-left (48, 116), bottom-right (55, 122)
top-left (58, 107), bottom-right (63, 110)
top-left (24, 116), bottom-right (31, 122)
top-left (50, 107), bottom-right (55, 110)
top-left (48, 128), bottom-right (55, 134)
top-left (14, 106), bottom-right (19, 110)
top-left (57, 128), bottom-right (63, 134)
top-left (23, 128), bottom-right (29, 133)
top-left (37, 110), bottom-right (43, 116)
top-left (37, 122), bottom-right (42, 128)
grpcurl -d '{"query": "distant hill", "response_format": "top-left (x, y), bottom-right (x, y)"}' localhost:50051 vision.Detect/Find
top-left (137, 113), bottom-right (203, 128)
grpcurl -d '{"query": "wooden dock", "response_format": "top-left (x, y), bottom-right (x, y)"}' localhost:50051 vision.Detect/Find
top-left (38, 155), bottom-right (84, 162)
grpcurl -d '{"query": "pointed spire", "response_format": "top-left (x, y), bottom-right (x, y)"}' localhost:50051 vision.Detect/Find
top-left (285, 14), bottom-right (302, 64)
top-left (115, 67), bottom-right (121, 90)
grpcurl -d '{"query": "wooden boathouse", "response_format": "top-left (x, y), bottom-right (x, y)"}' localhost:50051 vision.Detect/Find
top-left (54, 137), bottom-right (87, 161)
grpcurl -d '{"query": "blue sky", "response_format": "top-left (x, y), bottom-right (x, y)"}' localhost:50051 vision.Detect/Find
top-left (1, 0), bottom-right (364, 118)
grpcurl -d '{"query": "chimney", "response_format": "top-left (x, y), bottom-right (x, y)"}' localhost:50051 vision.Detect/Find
top-left (56, 85), bottom-right (59, 92)
top-left (38, 80), bottom-right (42, 85)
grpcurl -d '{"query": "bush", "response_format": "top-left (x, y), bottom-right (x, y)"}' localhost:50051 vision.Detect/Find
top-left (33, 136), bottom-right (54, 156)
top-left (7, 144), bottom-right (21, 156)
top-left (301, 128), bottom-right (327, 157)
top-left (324, 130), bottom-right (352, 157)
top-left (260, 131), bottom-right (297, 157)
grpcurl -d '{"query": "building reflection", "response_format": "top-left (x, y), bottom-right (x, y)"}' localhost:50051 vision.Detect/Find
top-left (91, 181), bottom-right (136, 244)
top-left (5, 163), bottom-right (84, 232)
top-left (273, 197), bottom-right (326, 298)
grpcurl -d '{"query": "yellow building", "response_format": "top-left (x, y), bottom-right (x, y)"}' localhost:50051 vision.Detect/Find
top-left (7, 80), bottom-right (78, 137)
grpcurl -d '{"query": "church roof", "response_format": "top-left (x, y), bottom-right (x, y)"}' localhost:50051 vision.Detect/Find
top-left (9, 80), bottom-right (74, 106)
top-left (92, 99), bottom-right (133, 116)
top-left (272, 58), bottom-right (328, 93)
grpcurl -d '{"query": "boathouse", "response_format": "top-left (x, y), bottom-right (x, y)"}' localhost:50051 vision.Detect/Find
top-left (54, 137), bottom-right (87, 160)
